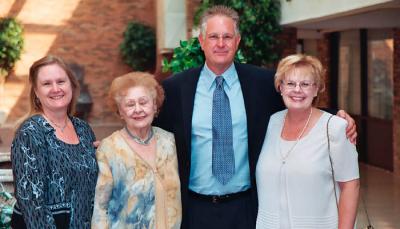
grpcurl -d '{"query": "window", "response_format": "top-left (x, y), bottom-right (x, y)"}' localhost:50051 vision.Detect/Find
top-left (338, 30), bottom-right (361, 115)
top-left (367, 29), bottom-right (393, 120)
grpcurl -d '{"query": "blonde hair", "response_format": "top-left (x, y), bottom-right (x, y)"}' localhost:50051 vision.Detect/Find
top-left (108, 72), bottom-right (164, 115)
top-left (275, 54), bottom-right (325, 105)
top-left (200, 5), bottom-right (240, 38)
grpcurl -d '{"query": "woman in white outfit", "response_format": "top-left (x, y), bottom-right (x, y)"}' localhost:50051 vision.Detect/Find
top-left (256, 54), bottom-right (359, 229)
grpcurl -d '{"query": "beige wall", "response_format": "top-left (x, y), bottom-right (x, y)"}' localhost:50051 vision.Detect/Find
top-left (157, 0), bottom-right (187, 51)
top-left (280, 0), bottom-right (396, 25)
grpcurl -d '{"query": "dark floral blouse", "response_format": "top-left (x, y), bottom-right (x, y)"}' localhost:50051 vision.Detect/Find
top-left (11, 114), bottom-right (98, 229)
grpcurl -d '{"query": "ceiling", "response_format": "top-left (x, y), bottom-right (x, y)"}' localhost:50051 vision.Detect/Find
top-left (282, 1), bottom-right (400, 32)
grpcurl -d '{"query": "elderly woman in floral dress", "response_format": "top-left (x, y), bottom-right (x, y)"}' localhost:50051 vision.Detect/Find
top-left (91, 72), bottom-right (181, 229)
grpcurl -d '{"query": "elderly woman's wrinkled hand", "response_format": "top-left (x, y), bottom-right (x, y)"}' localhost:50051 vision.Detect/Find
top-left (93, 140), bottom-right (100, 148)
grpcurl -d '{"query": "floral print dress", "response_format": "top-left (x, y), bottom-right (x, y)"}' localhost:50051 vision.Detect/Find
top-left (91, 127), bottom-right (181, 229)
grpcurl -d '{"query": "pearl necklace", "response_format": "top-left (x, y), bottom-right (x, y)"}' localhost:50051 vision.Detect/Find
top-left (44, 114), bottom-right (68, 133)
top-left (125, 126), bottom-right (154, 145)
top-left (280, 108), bottom-right (313, 164)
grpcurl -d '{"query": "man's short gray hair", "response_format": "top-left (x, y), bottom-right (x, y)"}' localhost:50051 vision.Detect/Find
top-left (200, 5), bottom-right (240, 38)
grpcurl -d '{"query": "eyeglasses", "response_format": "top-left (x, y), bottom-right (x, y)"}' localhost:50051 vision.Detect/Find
top-left (281, 80), bottom-right (316, 90)
top-left (207, 33), bottom-right (235, 42)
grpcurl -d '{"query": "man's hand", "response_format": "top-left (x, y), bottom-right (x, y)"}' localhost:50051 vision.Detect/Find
top-left (336, 110), bottom-right (357, 144)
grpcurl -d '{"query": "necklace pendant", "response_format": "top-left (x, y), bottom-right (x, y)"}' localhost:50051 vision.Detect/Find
top-left (44, 114), bottom-right (68, 133)
top-left (282, 160), bottom-right (286, 164)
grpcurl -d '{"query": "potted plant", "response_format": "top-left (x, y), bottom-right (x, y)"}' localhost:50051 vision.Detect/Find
top-left (0, 183), bottom-right (14, 229)
top-left (0, 17), bottom-right (24, 88)
top-left (120, 21), bottom-right (156, 72)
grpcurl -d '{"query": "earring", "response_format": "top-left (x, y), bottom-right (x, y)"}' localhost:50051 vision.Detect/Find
top-left (35, 97), bottom-right (41, 106)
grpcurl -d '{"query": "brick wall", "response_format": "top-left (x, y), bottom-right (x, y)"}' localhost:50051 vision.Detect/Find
top-left (2, 0), bottom-right (155, 124)
top-left (275, 28), bottom-right (298, 68)
top-left (316, 35), bottom-right (331, 108)
top-left (393, 28), bottom-right (400, 175)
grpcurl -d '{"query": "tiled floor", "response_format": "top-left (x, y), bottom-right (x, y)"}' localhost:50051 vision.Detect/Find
top-left (357, 163), bottom-right (400, 229)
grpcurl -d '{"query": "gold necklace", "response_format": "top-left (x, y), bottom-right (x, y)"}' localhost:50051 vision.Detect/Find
top-left (280, 108), bottom-right (313, 164)
top-left (44, 114), bottom-right (68, 133)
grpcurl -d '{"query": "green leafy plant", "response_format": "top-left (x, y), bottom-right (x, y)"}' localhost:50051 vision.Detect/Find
top-left (120, 21), bottom-right (156, 72)
top-left (194, 0), bottom-right (281, 67)
top-left (162, 37), bottom-right (245, 74)
top-left (0, 17), bottom-right (24, 80)
top-left (163, 0), bottom-right (280, 73)
top-left (0, 184), bottom-right (14, 228)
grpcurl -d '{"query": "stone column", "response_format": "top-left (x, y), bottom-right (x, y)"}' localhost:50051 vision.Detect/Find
top-left (155, 0), bottom-right (187, 79)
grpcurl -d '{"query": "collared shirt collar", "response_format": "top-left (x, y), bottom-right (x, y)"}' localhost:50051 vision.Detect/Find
top-left (202, 63), bottom-right (237, 91)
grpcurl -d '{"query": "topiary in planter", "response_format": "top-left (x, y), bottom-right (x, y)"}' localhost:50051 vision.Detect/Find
top-left (120, 21), bottom-right (156, 72)
top-left (0, 17), bottom-right (24, 82)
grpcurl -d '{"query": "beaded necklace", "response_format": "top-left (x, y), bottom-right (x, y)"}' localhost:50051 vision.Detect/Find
top-left (125, 126), bottom-right (154, 145)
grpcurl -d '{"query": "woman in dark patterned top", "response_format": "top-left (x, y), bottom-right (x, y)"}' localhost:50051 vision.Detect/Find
top-left (11, 55), bottom-right (98, 229)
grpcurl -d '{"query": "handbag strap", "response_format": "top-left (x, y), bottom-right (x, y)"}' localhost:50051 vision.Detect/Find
top-left (327, 115), bottom-right (374, 229)
top-left (361, 194), bottom-right (375, 229)
top-left (326, 115), bottom-right (339, 209)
